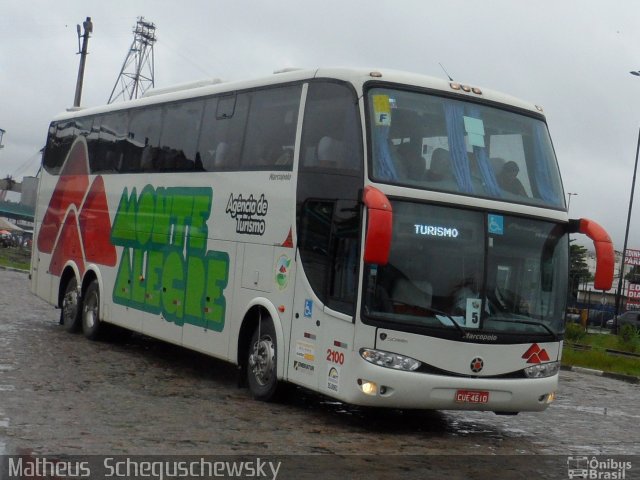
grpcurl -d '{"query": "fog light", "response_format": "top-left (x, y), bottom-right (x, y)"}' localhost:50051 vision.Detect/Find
top-left (359, 380), bottom-right (377, 396)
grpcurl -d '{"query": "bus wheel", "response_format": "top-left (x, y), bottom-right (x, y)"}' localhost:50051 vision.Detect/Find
top-left (247, 318), bottom-right (280, 401)
top-left (82, 280), bottom-right (104, 341)
top-left (61, 276), bottom-right (82, 332)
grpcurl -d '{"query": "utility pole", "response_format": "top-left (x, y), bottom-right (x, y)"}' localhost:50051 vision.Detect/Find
top-left (73, 17), bottom-right (93, 108)
top-left (0, 128), bottom-right (4, 149)
top-left (108, 17), bottom-right (156, 104)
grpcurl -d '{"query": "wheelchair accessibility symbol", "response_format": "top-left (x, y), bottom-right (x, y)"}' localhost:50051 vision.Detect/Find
top-left (488, 214), bottom-right (504, 235)
top-left (304, 299), bottom-right (313, 318)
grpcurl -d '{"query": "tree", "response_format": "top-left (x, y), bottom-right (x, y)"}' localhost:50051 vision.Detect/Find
top-left (569, 241), bottom-right (591, 299)
top-left (625, 265), bottom-right (640, 284)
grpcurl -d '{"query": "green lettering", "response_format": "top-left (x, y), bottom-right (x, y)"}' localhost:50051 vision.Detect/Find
top-left (144, 250), bottom-right (164, 311)
top-left (187, 192), bottom-right (212, 253)
top-left (161, 251), bottom-right (185, 325)
top-left (111, 188), bottom-right (138, 247)
top-left (203, 251), bottom-right (230, 331)
top-left (151, 188), bottom-right (172, 247)
top-left (136, 185), bottom-right (155, 247)
top-left (113, 247), bottom-right (132, 303)
top-left (130, 248), bottom-right (146, 306)
top-left (170, 192), bottom-right (193, 249)
top-left (184, 255), bottom-right (206, 327)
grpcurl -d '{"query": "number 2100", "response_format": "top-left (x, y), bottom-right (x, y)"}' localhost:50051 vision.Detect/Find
top-left (326, 349), bottom-right (344, 365)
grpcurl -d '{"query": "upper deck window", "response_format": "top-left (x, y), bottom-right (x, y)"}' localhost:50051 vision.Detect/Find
top-left (367, 87), bottom-right (564, 209)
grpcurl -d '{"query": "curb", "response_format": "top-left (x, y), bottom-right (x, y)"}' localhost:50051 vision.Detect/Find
top-left (561, 364), bottom-right (640, 384)
top-left (0, 265), bottom-right (29, 274)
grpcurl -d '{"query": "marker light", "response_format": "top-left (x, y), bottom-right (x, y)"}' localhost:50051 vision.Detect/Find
top-left (449, 82), bottom-right (461, 90)
top-left (471, 87), bottom-right (483, 95)
top-left (461, 84), bottom-right (471, 92)
top-left (360, 348), bottom-right (421, 371)
top-left (524, 361), bottom-right (560, 378)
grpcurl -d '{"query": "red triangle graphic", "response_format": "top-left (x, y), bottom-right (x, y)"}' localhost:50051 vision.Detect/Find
top-left (527, 353), bottom-right (541, 364)
top-left (48, 210), bottom-right (85, 277)
top-left (281, 228), bottom-right (294, 248)
top-left (538, 349), bottom-right (550, 362)
top-left (37, 140), bottom-right (90, 253)
top-left (521, 343), bottom-right (540, 360)
top-left (79, 176), bottom-right (117, 266)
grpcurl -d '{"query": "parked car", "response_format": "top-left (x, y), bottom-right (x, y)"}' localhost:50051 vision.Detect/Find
top-left (607, 311), bottom-right (640, 333)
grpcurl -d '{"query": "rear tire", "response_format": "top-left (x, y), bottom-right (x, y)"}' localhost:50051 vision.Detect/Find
top-left (82, 280), bottom-right (104, 341)
top-left (60, 276), bottom-right (82, 332)
top-left (246, 318), bottom-right (281, 401)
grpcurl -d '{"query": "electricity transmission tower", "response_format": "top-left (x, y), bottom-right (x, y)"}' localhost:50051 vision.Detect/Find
top-left (108, 17), bottom-right (156, 104)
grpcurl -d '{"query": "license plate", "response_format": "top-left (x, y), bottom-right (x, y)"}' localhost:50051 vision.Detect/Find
top-left (455, 389), bottom-right (489, 404)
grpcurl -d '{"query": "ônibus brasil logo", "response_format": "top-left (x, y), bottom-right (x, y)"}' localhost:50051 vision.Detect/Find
top-left (37, 137), bottom-right (230, 331)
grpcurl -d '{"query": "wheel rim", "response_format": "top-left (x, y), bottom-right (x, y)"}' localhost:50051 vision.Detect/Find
top-left (83, 290), bottom-right (99, 330)
top-left (249, 335), bottom-right (275, 387)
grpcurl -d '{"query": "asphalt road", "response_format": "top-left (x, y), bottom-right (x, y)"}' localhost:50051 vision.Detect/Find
top-left (1, 268), bottom-right (639, 479)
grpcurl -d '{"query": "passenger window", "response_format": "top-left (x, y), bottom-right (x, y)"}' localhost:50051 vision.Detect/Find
top-left (127, 106), bottom-right (162, 172)
top-left (198, 94), bottom-right (249, 170)
top-left (159, 100), bottom-right (204, 171)
top-left (300, 82), bottom-right (361, 172)
top-left (241, 85), bottom-right (301, 170)
top-left (43, 119), bottom-right (91, 174)
top-left (95, 111), bottom-right (129, 173)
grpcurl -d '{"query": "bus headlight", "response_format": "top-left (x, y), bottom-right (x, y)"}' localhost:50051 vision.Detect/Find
top-left (523, 361), bottom-right (560, 378)
top-left (360, 348), bottom-right (421, 371)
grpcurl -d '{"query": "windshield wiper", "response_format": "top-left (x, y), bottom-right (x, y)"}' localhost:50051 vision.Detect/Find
top-left (427, 306), bottom-right (466, 335)
top-left (489, 317), bottom-right (555, 336)
top-left (391, 300), bottom-right (466, 335)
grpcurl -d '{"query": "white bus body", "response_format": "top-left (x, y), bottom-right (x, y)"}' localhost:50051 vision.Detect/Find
top-left (30, 68), bottom-right (613, 413)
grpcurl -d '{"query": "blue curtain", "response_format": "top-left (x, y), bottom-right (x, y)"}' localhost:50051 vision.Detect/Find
top-left (373, 125), bottom-right (398, 180)
top-left (532, 122), bottom-right (560, 205)
top-left (443, 103), bottom-right (473, 193)
top-left (467, 106), bottom-right (502, 197)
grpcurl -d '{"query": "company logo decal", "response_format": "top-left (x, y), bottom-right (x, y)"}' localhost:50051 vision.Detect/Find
top-left (110, 185), bottom-right (229, 331)
top-left (225, 193), bottom-right (268, 235)
top-left (36, 138), bottom-right (117, 276)
top-left (293, 360), bottom-right (314, 374)
top-left (470, 357), bottom-right (484, 373)
top-left (522, 343), bottom-right (550, 364)
top-left (327, 366), bottom-right (340, 392)
top-left (275, 255), bottom-right (291, 290)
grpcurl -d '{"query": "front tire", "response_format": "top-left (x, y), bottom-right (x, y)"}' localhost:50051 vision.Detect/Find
top-left (82, 280), bottom-right (105, 341)
top-left (61, 276), bottom-right (82, 332)
top-left (246, 318), bottom-right (281, 401)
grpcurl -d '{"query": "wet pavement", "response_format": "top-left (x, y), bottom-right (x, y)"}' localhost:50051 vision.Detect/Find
top-left (1, 269), bottom-right (639, 478)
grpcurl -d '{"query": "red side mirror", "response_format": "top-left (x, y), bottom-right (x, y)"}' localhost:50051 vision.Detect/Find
top-left (362, 186), bottom-right (392, 265)
top-left (571, 218), bottom-right (614, 290)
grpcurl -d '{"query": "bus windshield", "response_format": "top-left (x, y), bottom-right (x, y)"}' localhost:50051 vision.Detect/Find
top-left (367, 87), bottom-right (565, 209)
top-left (363, 201), bottom-right (569, 336)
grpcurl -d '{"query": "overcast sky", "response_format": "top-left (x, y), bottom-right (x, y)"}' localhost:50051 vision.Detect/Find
top-left (1, 0), bottom-right (639, 250)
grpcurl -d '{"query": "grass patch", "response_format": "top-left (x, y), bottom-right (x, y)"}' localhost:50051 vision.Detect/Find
top-left (563, 330), bottom-right (640, 377)
top-left (562, 346), bottom-right (640, 377)
top-left (0, 247), bottom-right (31, 270)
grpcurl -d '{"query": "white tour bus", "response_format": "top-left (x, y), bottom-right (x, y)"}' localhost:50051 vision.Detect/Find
top-left (31, 67), bottom-right (614, 413)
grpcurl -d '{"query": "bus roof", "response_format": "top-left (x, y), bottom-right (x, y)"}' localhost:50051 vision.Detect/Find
top-left (53, 67), bottom-right (544, 122)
